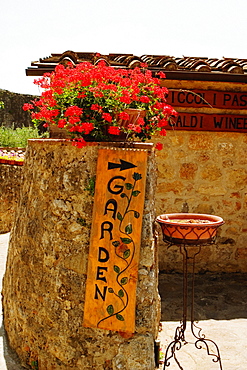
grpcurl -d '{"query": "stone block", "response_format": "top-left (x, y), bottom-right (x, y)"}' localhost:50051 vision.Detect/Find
top-left (198, 185), bottom-right (227, 196)
top-left (228, 168), bottom-right (247, 190)
top-left (179, 162), bottom-right (198, 180)
top-left (188, 134), bottom-right (214, 150)
top-left (200, 164), bottom-right (222, 181)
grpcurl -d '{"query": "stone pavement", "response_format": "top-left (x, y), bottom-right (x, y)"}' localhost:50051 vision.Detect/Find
top-left (158, 273), bottom-right (247, 370)
top-left (0, 232), bottom-right (246, 369)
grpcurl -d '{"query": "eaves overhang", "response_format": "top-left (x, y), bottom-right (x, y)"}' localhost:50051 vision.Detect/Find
top-left (25, 51), bottom-right (247, 83)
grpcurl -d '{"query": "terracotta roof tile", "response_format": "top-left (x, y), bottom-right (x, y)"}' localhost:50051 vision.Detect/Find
top-left (26, 51), bottom-right (247, 82)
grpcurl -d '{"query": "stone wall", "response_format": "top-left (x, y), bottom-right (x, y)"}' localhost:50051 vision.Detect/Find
top-left (2, 140), bottom-right (159, 370)
top-left (0, 89), bottom-right (34, 128)
top-left (0, 164), bottom-right (22, 233)
top-left (152, 130), bottom-right (247, 273)
top-left (1, 130), bottom-right (247, 273)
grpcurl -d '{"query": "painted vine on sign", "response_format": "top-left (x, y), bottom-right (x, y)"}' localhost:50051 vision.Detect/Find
top-left (83, 148), bottom-right (148, 333)
top-left (97, 171), bottom-right (142, 327)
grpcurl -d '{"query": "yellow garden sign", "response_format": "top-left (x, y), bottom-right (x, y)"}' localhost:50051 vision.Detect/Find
top-left (83, 147), bottom-right (148, 333)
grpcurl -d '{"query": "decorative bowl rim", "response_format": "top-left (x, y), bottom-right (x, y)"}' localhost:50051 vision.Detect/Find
top-left (156, 213), bottom-right (224, 227)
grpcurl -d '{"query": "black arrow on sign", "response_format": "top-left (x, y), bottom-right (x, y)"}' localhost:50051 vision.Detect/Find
top-left (108, 159), bottom-right (137, 171)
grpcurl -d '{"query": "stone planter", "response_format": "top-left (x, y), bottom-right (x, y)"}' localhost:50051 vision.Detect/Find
top-left (2, 139), bottom-right (160, 370)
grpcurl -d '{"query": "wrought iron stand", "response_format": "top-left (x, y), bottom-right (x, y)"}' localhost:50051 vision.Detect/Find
top-left (162, 241), bottom-right (223, 370)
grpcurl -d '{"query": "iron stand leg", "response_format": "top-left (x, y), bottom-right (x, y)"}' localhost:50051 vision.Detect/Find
top-left (163, 244), bottom-right (223, 369)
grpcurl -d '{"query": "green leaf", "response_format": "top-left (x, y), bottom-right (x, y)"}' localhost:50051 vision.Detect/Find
top-left (117, 212), bottom-right (123, 221)
top-left (108, 288), bottom-right (114, 293)
top-left (116, 313), bottom-right (124, 321)
top-left (120, 193), bottom-right (127, 198)
top-left (120, 277), bottom-right (128, 285)
top-left (134, 211), bottom-right (140, 218)
top-left (107, 305), bottom-right (114, 315)
top-left (112, 240), bottom-right (120, 247)
top-left (120, 237), bottom-right (132, 244)
top-left (114, 265), bottom-right (120, 274)
top-left (125, 223), bottom-right (133, 234)
top-left (125, 183), bottom-right (133, 190)
top-left (132, 190), bottom-right (141, 197)
top-left (123, 249), bottom-right (130, 259)
top-left (31, 361), bottom-right (38, 370)
top-left (118, 289), bottom-right (124, 297)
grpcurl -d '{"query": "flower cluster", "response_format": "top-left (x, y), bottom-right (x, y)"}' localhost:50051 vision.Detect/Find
top-left (23, 60), bottom-right (176, 148)
top-left (0, 149), bottom-right (25, 164)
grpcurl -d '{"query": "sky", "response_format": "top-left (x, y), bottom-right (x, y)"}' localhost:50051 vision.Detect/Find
top-left (1, 0), bottom-right (247, 96)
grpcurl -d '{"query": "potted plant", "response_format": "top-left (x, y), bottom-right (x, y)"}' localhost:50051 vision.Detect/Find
top-left (156, 213), bottom-right (224, 245)
top-left (23, 60), bottom-right (176, 148)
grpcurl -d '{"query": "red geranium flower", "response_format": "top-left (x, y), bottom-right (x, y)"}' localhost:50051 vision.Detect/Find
top-left (65, 106), bottom-right (83, 117)
top-left (72, 138), bottom-right (86, 148)
top-left (58, 119), bottom-right (66, 128)
top-left (140, 95), bottom-right (150, 103)
top-left (155, 142), bottom-right (163, 150)
top-left (157, 71), bottom-right (166, 78)
top-left (108, 126), bottom-right (120, 135)
top-left (119, 96), bottom-right (132, 104)
top-left (23, 103), bottom-right (34, 111)
top-left (81, 122), bottom-right (94, 135)
top-left (118, 112), bottom-right (129, 120)
top-left (68, 116), bottom-right (81, 125)
top-left (160, 129), bottom-right (167, 136)
top-left (158, 119), bottom-right (168, 127)
top-left (128, 124), bottom-right (142, 133)
top-left (91, 104), bottom-right (102, 111)
top-left (102, 113), bottom-right (112, 123)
